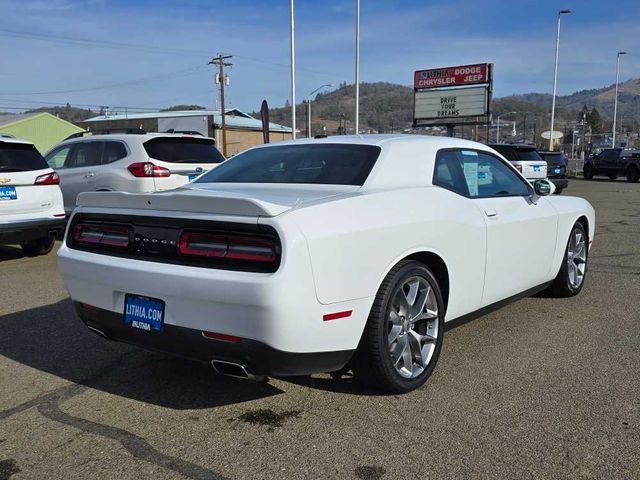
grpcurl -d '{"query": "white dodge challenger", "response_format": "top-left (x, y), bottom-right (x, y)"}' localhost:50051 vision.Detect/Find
top-left (57, 135), bottom-right (594, 393)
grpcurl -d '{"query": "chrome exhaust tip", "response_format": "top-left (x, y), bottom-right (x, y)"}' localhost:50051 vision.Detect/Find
top-left (211, 360), bottom-right (265, 382)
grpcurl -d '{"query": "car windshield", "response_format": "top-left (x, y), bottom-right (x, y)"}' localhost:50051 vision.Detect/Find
top-left (541, 153), bottom-right (566, 165)
top-left (143, 137), bottom-right (225, 164)
top-left (195, 143), bottom-right (381, 186)
top-left (0, 142), bottom-right (49, 172)
top-left (491, 145), bottom-right (543, 162)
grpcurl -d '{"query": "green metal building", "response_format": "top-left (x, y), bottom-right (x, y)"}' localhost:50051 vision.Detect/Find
top-left (0, 112), bottom-right (85, 154)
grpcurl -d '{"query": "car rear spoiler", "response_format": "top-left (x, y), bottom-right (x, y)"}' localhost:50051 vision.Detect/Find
top-left (76, 190), bottom-right (291, 217)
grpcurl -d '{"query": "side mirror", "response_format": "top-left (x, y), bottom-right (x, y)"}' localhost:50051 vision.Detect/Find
top-left (533, 179), bottom-right (555, 196)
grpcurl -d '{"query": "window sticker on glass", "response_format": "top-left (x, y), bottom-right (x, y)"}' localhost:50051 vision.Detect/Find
top-left (463, 162), bottom-right (479, 196)
top-left (477, 163), bottom-right (493, 185)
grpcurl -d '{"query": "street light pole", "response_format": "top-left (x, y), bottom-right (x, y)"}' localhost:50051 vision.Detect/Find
top-left (496, 111), bottom-right (517, 143)
top-left (612, 51), bottom-right (627, 148)
top-left (549, 9), bottom-right (571, 151)
top-left (307, 84), bottom-right (334, 138)
top-left (354, 0), bottom-right (360, 134)
top-left (289, 0), bottom-right (296, 139)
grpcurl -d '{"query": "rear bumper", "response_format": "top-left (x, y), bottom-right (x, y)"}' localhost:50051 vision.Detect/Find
top-left (0, 217), bottom-right (65, 243)
top-left (74, 302), bottom-right (354, 376)
top-left (549, 177), bottom-right (569, 190)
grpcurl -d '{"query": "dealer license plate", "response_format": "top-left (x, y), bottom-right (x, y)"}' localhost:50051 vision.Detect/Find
top-left (555, 167), bottom-right (561, 174)
top-left (0, 186), bottom-right (17, 200)
top-left (124, 294), bottom-right (165, 332)
top-left (533, 165), bottom-right (541, 172)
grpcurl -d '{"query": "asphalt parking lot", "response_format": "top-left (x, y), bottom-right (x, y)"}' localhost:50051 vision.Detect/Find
top-left (1, 179), bottom-right (639, 480)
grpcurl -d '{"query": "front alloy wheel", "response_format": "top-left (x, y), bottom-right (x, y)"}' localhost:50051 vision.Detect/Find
top-left (353, 260), bottom-right (444, 393)
top-left (548, 221), bottom-right (588, 297)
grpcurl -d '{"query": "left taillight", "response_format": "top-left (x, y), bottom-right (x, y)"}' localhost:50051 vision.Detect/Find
top-left (179, 231), bottom-right (277, 263)
top-left (73, 223), bottom-right (130, 248)
top-left (34, 172), bottom-right (60, 185)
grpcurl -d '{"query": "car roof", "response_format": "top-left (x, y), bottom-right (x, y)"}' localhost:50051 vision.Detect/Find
top-left (256, 134), bottom-right (495, 151)
top-left (60, 132), bottom-right (214, 144)
top-left (539, 151), bottom-right (563, 155)
top-left (487, 143), bottom-right (538, 149)
top-left (0, 137), bottom-right (35, 147)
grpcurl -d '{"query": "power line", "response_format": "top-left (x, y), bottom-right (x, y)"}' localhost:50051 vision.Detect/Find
top-left (0, 64), bottom-right (209, 95)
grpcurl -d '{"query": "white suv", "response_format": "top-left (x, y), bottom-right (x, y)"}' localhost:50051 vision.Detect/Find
top-left (0, 138), bottom-right (65, 256)
top-left (44, 132), bottom-right (225, 214)
top-left (487, 144), bottom-right (548, 181)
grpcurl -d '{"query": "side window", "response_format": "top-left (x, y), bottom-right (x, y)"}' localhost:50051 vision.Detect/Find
top-left (102, 142), bottom-right (128, 164)
top-left (434, 150), bottom-right (531, 198)
top-left (67, 142), bottom-right (103, 168)
top-left (45, 145), bottom-right (72, 169)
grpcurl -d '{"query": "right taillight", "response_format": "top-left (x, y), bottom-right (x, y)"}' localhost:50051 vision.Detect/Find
top-left (73, 223), bottom-right (130, 248)
top-left (127, 162), bottom-right (170, 178)
top-left (179, 231), bottom-right (277, 263)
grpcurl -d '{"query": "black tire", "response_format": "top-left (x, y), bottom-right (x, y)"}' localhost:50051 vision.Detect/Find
top-left (547, 221), bottom-right (588, 298)
top-left (583, 164), bottom-right (594, 180)
top-left (21, 236), bottom-right (55, 257)
top-left (626, 166), bottom-right (640, 183)
top-left (353, 260), bottom-right (444, 393)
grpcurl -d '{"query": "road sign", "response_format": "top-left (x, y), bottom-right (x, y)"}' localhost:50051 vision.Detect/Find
top-left (541, 130), bottom-right (564, 140)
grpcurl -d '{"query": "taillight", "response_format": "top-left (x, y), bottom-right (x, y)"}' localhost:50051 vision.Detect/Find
top-left (73, 223), bottom-right (130, 248)
top-left (127, 162), bottom-right (170, 177)
top-left (34, 172), bottom-right (60, 185)
top-left (179, 231), bottom-right (277, 263)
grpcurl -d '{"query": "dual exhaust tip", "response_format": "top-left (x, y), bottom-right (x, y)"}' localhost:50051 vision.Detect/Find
top-left (85, 324), bottom-right (264, 382)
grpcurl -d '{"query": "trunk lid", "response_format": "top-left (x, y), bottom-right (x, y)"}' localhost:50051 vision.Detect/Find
top-left (77, 183), bottom-right (360, 218)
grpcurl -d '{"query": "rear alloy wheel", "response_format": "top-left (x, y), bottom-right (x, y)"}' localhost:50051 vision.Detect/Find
top-left (21, 236), bottom-right (55, 257)
top-left (353, 260), bottom-right (444, 393)
top-left (548, 222), bottom-right (588, 297)
top-left (627, 166), bottom-right (640, 183)
top-left (583, 164), bottom-right (594, 180)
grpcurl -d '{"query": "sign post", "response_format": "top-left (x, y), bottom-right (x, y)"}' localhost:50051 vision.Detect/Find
top-left (413, 63), bottom-right (493, 136)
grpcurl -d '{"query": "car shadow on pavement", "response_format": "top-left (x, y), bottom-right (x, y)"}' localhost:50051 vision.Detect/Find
top-left (0, 245), bottom-right (24, 262)
top-left (0, 299), bottom-right (283, 409)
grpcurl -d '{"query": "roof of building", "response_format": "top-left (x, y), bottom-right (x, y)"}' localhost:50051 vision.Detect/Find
top-left (83, 108), bottom-right (292, 133)
top-left (0, 112), bottom-right (84, 131)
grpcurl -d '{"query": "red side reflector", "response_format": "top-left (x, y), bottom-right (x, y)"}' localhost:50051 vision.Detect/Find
top-left (202, 331), bottom-right (242, 343)
top-left (54, 213), bottom-right (66, 217)
top-left (323, 310), bottom-right (353, 322)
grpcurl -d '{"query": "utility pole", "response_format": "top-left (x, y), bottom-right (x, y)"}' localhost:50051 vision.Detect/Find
top-left (354, 0), bottom-right (360, 134)
top-left (612, 51), bottom-right (627, 148)
top-left (209, 54), bottom-right (232, 157)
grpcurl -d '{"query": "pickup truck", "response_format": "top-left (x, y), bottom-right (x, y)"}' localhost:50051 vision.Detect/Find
top-left (583, 148), bottom-right (640, 182)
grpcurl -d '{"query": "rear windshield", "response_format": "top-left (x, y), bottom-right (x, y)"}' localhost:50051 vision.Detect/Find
top-left (194, 144), bottom-right (381, 186)
top-left (0, 142), bottom-right (49, 172)
top-left (491, 145), bottom-right (543, 162)
top-left (144, 137), bottom-right (225, 164)
top-left (541, 153), bottom-right (566, 165)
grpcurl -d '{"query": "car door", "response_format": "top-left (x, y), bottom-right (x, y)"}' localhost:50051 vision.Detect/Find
top-left (59, 141), bottom-right (103, 212)
top-left (437, 149), bottom-right (558, 307)
top-left (45, 144), bottom-right (73, 208)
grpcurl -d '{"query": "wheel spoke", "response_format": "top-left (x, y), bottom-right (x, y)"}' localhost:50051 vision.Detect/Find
top-left (391, 335), bottom-right (408, 366)
top-left (388, 325), bottom-right (402, 346)
top-left (401, 339), bottom-right (413, 376)
top-left (405, 280), bottom-right (420, 307)
top-left (394, 289), bottom-right (410, 315)
top-left (389, 309), bottom-right (402, 326)
top-left (410, 285), bottom-right (429, 319)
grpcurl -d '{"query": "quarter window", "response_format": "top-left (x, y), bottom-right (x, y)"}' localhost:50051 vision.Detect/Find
top-left (434, 149), bottom-right (531, 198)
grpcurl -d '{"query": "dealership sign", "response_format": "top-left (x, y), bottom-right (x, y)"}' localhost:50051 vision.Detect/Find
top-left (414, 64), bottom-right (489, 89)
top-left (413, 63), bottom-right (493, 127)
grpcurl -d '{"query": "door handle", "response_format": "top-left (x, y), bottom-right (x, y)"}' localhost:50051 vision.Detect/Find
top-left (484, 209), bottom-right (498, 218)
top-left (83, 172), bottom-right (95, 179)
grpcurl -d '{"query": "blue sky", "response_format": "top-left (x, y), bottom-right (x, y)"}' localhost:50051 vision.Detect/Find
top-left (0, 0), bottom-right (638, 114)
